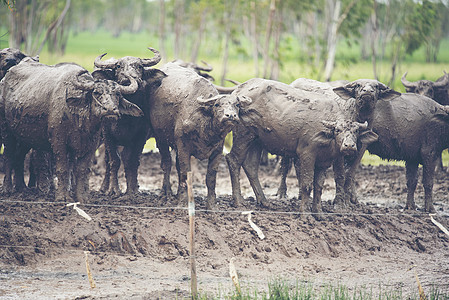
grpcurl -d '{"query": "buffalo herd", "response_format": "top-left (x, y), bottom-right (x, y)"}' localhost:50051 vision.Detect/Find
top-left (0, 47), bottom-right (448, 214)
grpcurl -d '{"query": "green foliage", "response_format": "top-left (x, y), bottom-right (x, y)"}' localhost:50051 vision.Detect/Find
top-left (339, 0), bottom-right (374, 39)
top-left (403, 0), bottom-right (437, 56)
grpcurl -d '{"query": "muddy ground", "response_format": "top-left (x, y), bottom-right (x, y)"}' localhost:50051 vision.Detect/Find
top-left (0, 151), bottom-right (448, 299)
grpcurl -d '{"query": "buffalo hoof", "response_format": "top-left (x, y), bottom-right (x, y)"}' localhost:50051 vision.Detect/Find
top-left (313, 212), bottom-right (324, 221)
top-left (425, 204), bottom-right (436, 213)
top-left (405, 203), bottom-right (417, 211)
top-left (276, 188), bottom-right (287, 200)
top-left (231, 195), bottom-right (244, 208)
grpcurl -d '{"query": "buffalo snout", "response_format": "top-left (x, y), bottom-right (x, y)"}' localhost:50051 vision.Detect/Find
top-left (340, 140), bottom-right (357, 155)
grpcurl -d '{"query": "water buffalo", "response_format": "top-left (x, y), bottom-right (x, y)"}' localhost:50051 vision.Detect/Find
top-left (225, 78), bottom-right (378, 215)
top-left (92, 48), bottom-right (166, 196)
top-left (278, 78), bottom-right (400, 206)
top-left (149, 62), bottom-right (251, 209)
top-left (367, 93), bottom-right (449, 212)
top-left (0, 48), bottom-right (46, 190)
top-left (0, 61), bottom-right (143, 203)
top-left (401, 72), bottom-right (449, 172)
top-left (401, 72), bottom-right (449, 105)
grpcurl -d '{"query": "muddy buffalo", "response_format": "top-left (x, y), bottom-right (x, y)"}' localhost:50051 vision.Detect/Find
top-left (401, 72), bottom-right (449, 172)
top-left (93, 48), bottom-right (166, 196)
top-left (0, 61), bottom-right (143, 203)
top-left (0, 48), bottom-right (38, 79)
top-left (279, 78), bottom-right (400, 206)
top-left (401, 72), bottom-right (449, 105)
top-left (225, 78), bottom-right (378, 215)
top-left (367, 93), bottom-right (449, 212)
top-left (149, 62), bottom-right (251, 209)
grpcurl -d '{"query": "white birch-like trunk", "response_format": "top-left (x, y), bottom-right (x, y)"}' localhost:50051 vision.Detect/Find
top-left (323, 0), bottom-right (341, 82)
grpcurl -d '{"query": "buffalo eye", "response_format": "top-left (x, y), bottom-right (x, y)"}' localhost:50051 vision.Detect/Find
top-left (214, 103), bottom-right (220, 107)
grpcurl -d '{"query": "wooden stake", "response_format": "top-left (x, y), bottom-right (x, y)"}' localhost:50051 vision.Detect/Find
top-left (187, 171), bottom-right (198, 299)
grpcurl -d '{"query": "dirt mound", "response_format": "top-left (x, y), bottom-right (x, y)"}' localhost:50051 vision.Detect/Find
top-left (0, 153), bottom-right (448, 298)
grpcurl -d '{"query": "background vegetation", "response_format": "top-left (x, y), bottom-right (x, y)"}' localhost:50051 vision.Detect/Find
top-left (1, 0), bottom-right (449, 89)
top-left (1, 0), bottom-right (449, 164)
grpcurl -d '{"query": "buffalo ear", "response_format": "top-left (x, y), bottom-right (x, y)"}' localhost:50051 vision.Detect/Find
top-left (333, 86), bottom-right (353, 100)
top-left (119, 98), bottom-right (143, 117)
top-left (380, 87), bottom-right (401, 101)
top-left (197, 95), bottom-right (223, 109)
top-left (65, 87), bottom-right (88, 109)
top-left (359, 130), bottom-right (378, 145)
top-left (431, 106), bottom-right (449, 123)
top-left (92, 69), bottom-right (115, 80)
top-left (143, 68), bottom-right (167, 86)
top-left (312, 129), bottom-right (334, 146)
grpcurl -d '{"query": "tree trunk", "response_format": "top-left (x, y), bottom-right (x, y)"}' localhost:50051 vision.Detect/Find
top-left (250, 1), bottom-right (259, 77)
top-left (323, 0), bottom-right (341, 82)
top-left (190, 8), bottom-right (207, 63)
top-left (37, 0), bottom-right (71, 55)
top-left (262, 0), bottom-right (276, 79)
top-left (159, 0), bottom-right (166, 61)
top-left (370, 1), bottom-right (378, 80)
top-left (174, 0), bottom-right (184, 59)
top-left (221, 0), bottom-right (235, 86)
top-left (270, 5), bottom-right (282, 81)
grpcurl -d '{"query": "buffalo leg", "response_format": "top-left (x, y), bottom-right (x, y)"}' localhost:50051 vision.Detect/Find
top-left (157, 140), bottom-right (173, 198)
top-left (298, 154), bottom-right (315, 214)
top-left (225, 128), bottom-right (256, 207)
top-left (74, 152), bottom-right (93, 203)
top-left (344, 145), bottom-right (367, 205)
top-left (205, 148), bottom-right (222, 210)
top-left (100, 146), bottom-right (111, 193)
top-left (122, 142), bottom-right (145, 195)
top-left (405, 161), bottom-right (419, 210)
top-left (175, 146), bottom-right (191, 206)
top-left (293, 158), bottom-right (302, 201)
top-left (2, 138), bottom-right (15, 193)
top-left (242, 144), bottom-right (266, 207)
top-left (12, 144), bottom-right (30, 192)
top-left (312, 166), bottom-right (326, 219)
top-left (422, 158), bottom-right (436, 213)
top-left (276, 156), bottom-right (292, 199)
top-left (107, 144), bottom-right (122, 196)
top-left (54, 154), bottom-right (72, 202)
top-left (332, 156), bottom-right (346, 207)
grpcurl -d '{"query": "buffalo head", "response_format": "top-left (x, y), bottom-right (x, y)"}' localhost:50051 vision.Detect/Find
top-left (401, 72), bottom-right (449, 101)
top-left (93, 47), bottom-right (166, 92)
top-left (0, 48), bottom-right (38, 79)
top-left (198, 94), bottom-right (252, 134)
top-left (70, 71), bottom-right (143, 120)
top-left (333, 79), bottom-right (401, 114)
top-left (313, 120), bottom-right (378, 156)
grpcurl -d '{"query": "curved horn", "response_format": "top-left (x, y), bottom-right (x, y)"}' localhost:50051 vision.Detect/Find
top-left (225, 78), bottom-right (241, 86)
top-left (73, 70), bottom-right (95, 91)
top-left (357, 121), bottom-right (369, 131)
top-left (195, 60), bottom-right (213, 72)
top-left (433, 71), bottom-right (449, 89)
top-left (401, 72), bottom-right (418, 88)
top-left (119, 73), bottom-right (139, 95)
top-left (94, 53), bottom-right (118, 69)
top-left (214, 84), bottom-right (237, 94)
top-left (142, 47), bottom-right (162, 67)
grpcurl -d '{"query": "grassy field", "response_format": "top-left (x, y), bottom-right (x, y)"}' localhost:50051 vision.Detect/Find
top-left (38, 30), bottom-right (449, 89)
top-left (15, 30), bottom-right (449, 166)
